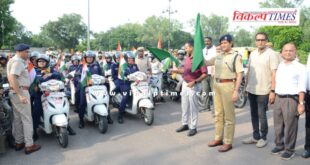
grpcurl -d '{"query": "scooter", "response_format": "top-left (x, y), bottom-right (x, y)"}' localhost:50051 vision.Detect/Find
top-left (84, 74), bottom-right (109, 134)
top-left (162, 71), bottom-right (181, 101)
top-left (109, 71), bottom-right (155, 125)
top-left (39, 80), bottom-right (70, 148)
top-left (149, 69), bottom-right (163, 103)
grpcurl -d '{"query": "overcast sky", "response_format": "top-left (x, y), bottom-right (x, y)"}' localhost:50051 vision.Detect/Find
top-left (10, 0), bottom-right (310, 34)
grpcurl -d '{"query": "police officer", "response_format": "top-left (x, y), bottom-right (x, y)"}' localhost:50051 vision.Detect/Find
top-left (69, 55), bottom-right (81, 73)
top-left (102, 53), bottom-right (114, 92)
top-left (75, 51), bottom-right (103, 128)
top-left (0, 52), bottom-right (8, 83)
top-left (207, 34), bottom-right (244, 152)
top-left (7, 43), bottom-right (41, 154)
top-left (111, 52), bottom-right (138, 123)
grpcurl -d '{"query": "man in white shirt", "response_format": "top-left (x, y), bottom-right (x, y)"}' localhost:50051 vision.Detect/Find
top-left (200, 37), bottom-right (216, 112)
top-left (135, 47), bottom-right (151, 75)
top-left (303, 53), bottom-right (310, 158)
top-left (243, 32), bottom-right (279, 148)
top-left (271, 43), bottom-right (306, 160)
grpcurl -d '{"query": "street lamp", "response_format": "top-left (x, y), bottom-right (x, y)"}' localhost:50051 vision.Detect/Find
top-left (87, 0), bottom-right (90, 50)
top-left (162, 0), bottom-right (177, 50)
top-left (1, 20), bottom-right (4, 47)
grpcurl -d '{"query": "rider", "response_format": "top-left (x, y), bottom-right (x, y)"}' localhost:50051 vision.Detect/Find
top-left (102, 52), bottom-right (114, 92)
top-left (34, 54), bottom-right (76, 137)
top-left (0, 52), bottom-right (8, 83)
top-left (111, 51), bottom-right (139, 124)
top-left (149, 54), bottom-right (164, 102)
top-left (75, 50), bottom-right (113, 128)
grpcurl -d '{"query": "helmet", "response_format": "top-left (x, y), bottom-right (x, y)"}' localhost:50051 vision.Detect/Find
top-left (114, 52), bottom-right (121, 59)
top-left (71, 55), bottom-right (80, 63)
top-left (50, 59), bottom-right (56, 68)
top-left (105, 52), bottom-right (112, 58)
top-left (0, 53), bottom-right (8, 61)
top-left (30, 51), bottom-right (40, 59)
top-left (125, 51), bottom-right (135, 59)
top-left (177, 49), bottom-right (186, 56)
top-left (84, 50), bottom-right (96, 58)
top-left (36, 54), bottom-right (50, 67)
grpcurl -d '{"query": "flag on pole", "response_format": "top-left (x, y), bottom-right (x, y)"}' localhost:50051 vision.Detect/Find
top-left (147, 47), bottom-right (179, 67)
top-left (191, 13), bottom-right (205, 72)
top-left (117, 40), bottom-right (122, 51)
top-left (118, 53), bottom-right (128, 80)
top-left (28, 61), bottom-right (36, 84)
top-left (157, 34), bottom-right (162, 49)
top-left (80, 59), bottom-right (91, 89)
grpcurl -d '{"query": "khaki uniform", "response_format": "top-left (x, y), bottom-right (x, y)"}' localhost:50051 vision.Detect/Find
top-left (135, 56), bottom-right (150, 74)
top-left (7, 55), bottom-right (33, 147)
top-left (209, 50), bottom-right (243, 144)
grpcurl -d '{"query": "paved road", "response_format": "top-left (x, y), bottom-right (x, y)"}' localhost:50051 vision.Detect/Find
top-left (0, 100), bottom-right (308, 165)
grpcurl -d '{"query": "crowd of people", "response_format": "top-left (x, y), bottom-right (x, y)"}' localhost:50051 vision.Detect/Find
top-left (0, 32), bottom-right (309, 161)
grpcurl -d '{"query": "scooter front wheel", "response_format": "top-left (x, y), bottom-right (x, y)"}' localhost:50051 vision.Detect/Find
top-left (56, 127), bottom-right (68, 148)
top-left (143, 108), bottom-right (154, 126)
top-left (98, 116), bottom-right (108, 134)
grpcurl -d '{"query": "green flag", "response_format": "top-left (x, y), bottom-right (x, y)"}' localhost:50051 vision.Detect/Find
top-left (147, 47), bottom-right (179, 67)
top-left (192, 13), bottom-right (205, 72)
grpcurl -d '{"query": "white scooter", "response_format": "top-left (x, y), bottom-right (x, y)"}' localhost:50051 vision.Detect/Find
top-left (39, 80), bottom-right (70, 148)
top-left (149, 67), bottom-right (163, 103)
top-left (109, 71), bottom-right (155, 125)
top-left (84, 74), bottom-right (109, 133)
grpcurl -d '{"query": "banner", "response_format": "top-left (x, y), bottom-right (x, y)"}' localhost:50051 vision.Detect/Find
top-left (231, 8), bottom-right (300, 26)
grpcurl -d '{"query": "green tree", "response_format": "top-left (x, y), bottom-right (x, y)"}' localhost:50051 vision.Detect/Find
top-left (233, 28), bottom-right (254, 47)
top-left (190, 14), bottom-right (229, 43)
top-left (0, 0), bottom-right (17, 48)
top-left (258, 0), bottom-right (310, 63)
top-left (39, 13), bottom-right (87, 50)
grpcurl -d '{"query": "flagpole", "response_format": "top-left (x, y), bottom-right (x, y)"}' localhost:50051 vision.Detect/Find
top-left (87, 0), bottom-right (90, 50)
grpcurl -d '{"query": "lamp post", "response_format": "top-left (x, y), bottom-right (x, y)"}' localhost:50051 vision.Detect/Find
top-left (162, 0), bottom-right (177, 50)
top-left (87, 0), bottom-right (90, 50)
top-left (1, 20), bottom-right (4, 47)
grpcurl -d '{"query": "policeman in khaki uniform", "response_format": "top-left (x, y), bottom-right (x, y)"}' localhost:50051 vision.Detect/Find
top-left (7, 44), bottom-right (41, 154)
top-left (206, 34), bottom-right (244, 152)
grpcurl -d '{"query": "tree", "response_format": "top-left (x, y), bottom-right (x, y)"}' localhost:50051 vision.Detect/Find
top-left (0, 0), bottom-right (17, 48)
top-left (258, 0), bottom-right (310, 63)
top-left (190, 14), bottom-right (229, 43)
top-left (233, 28), bottom-right (254, 47)
top-left (259, 0), bottom-right (304, 8)
top-left (39, 13), bottom-right (87, 49)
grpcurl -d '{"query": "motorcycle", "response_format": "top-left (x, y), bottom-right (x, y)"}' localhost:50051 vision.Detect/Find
top-left (162, 71), bottom-right (181, 101)
top-left (0, 83), bottom-right (14, 153)
top-left (39, 80), bottom-right (70, 148)
top-left (234, 74), bottom-right (248, 108)
top-left (109, 71), bottom-right (155, 125)
top-left (84, 74), bottom-right (109, 134)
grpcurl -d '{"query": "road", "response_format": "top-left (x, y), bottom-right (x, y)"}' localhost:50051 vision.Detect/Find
top-left (0, 100), bottom-right (308, 165)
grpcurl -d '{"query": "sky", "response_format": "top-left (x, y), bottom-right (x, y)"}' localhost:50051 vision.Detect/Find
top-left (10, 0), bottom-right (310, 34)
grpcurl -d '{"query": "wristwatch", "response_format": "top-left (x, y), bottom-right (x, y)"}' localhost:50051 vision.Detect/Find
top-left (270, 90), bottom-right (275, 93)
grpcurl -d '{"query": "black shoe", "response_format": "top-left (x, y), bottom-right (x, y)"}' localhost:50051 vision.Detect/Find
top-left (187, 129), bottom-right (197, 136)
top-left (176, 125), bottom-right (189, 132)
top-left (271, 147), bottom-right (284, 155)
top-left (67, 125), bottom-right (76, 135)
top-left (281, 151), bottom-right (295, 160)
top-left (107, 116), bottom-right (114, 124)
top-left (118, 116), bottom-right (124, 124)
top-left (79, 120), bottom-right (84, 129)
top-left (302, 150), bottom-right (310, 158)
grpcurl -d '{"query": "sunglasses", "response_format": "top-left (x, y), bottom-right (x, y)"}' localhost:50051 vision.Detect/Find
top-left (256, 39), bottom-right (266, 42)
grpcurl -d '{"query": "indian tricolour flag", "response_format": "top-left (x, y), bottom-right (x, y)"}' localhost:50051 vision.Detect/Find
top-left (118, 54), bottom-right (128, 80)
top-left (28, 61), bottom-right (36, 84)
top-left (80, 59), bottom-right (91, 89)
